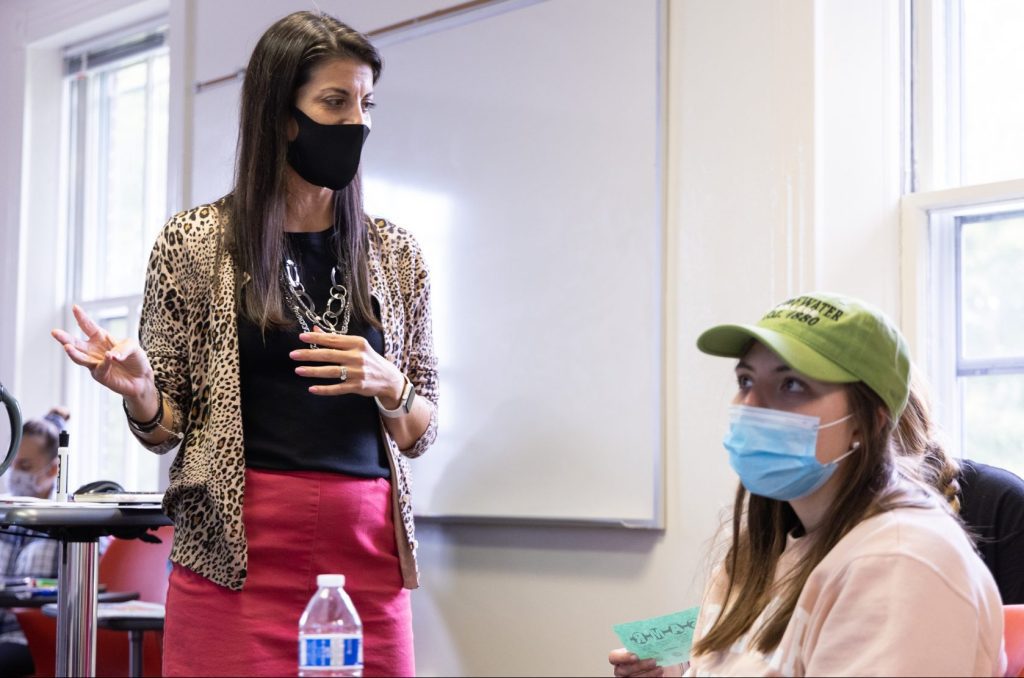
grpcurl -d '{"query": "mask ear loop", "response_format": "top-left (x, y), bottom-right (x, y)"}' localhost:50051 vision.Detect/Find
top-left (818, 412), bottom-right (855, 429)
top-left (818, 413), bottom-right (861, 465)
top-left (828, 439), bottom-right (861, 466)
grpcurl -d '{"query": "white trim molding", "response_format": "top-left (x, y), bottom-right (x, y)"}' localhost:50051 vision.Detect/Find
top-left (901, 179), bottom-right (1024, 358)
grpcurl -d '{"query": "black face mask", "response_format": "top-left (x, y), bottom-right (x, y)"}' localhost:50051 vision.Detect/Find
top-left (286, 106), bottom-right (370, 191)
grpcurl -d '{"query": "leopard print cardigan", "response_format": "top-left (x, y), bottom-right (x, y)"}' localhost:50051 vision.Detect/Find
top-left (134, 200), bottom-right (438, 591)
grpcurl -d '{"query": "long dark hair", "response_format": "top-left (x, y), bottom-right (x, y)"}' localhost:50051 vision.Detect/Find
top-left (692, 383), bottom-right (931, 656)
top-left (226, 11), bottom-right (383, 330)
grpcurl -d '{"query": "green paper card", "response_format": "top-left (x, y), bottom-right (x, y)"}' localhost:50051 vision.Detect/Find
top-left (612, 606), bottom-right (700, 666)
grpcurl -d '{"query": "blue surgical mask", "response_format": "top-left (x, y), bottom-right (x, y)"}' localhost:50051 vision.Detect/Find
top-left (6, 468), bottom-right (49, 498)
top-left (723, 405), bottom-right (860, 501)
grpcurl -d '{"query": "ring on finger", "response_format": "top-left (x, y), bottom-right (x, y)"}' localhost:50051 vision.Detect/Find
top-left (338, 365), bottom-right (348, 382)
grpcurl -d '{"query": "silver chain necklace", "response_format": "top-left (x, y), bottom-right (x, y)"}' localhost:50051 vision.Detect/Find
top-left (283, 258), bottom-right (351, 349)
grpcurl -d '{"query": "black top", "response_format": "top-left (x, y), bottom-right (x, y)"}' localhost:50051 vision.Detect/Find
top-left (958, 458), bottom-right (1024, 604)
top-left (238, 229), bottom-right (389, 479)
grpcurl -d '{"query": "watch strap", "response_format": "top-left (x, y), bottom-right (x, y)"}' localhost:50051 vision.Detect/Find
top-left (376, 376), bottom-right (415, 418)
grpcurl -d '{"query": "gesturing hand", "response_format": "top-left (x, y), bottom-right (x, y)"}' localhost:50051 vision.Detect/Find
top-left (290, 327), bottom-right (405, 407)
top-left (51, 305), bottom-right (155, 400)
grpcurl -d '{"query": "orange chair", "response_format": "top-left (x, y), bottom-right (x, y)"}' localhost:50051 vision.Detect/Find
top-left (1007, 604), bottom-right (1024, 678)
top-left (15, 526), bottom-right (173, 677)
top-left (98, 526), bottom-right (174, 604)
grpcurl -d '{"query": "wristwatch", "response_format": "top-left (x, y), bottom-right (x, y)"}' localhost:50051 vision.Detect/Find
top-left (376, 375), bottom-right (416, 418)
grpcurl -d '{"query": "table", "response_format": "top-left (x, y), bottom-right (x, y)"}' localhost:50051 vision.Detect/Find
top-left (0, 503), bottom-right (171, 677)
top-left (0, 588), bottom-right (137, 608)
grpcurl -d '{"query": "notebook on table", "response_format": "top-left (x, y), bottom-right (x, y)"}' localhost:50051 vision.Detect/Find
top-left (71, 492), bottom-right (164, 506)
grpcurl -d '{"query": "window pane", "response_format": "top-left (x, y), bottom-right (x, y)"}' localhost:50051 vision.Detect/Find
top-left (71, 313), bottom-right (159, 491)
top-left (961, 373), bottom-right (1024, 480)
top-left (961, 0), bottom-right (1024, 185)
top-left (63, 33), bottom-right (168, 495)
top-left (79, 54), bottom-right (169, 300)
top-left (94, 316), bottom-right (131, 484)
top-left (959, 212), bottom-right (1024, 359)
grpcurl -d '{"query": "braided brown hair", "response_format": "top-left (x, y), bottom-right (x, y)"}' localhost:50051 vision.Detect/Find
top-left (893, 371), bottom-right (961, 512)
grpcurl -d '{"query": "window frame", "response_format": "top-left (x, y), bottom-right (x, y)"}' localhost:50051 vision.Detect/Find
top-left (60, 26), bottom-right (170, 492)
top-left (909, 0), bottom-right (964, 193)
top-left (903, 0), bottom-right (1024, 468)
top-left (901, 180), bottom-right (1024, 455)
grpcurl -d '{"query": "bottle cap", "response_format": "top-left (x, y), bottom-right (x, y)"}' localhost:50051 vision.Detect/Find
top-left (317, 574), bottom-right (346, 588)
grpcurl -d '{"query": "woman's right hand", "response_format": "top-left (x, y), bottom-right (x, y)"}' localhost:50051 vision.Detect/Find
top-left (51, 305), bottom-right (156, 402)
top-left (608, 648), bottom-right (671, 677)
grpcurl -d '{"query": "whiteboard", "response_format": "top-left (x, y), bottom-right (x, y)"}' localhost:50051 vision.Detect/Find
top-left (363, 0), bottom-right (665, 526)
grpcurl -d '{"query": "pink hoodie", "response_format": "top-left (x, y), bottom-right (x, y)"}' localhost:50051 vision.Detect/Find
top-left (688, 493), bottom-right (1007, 676)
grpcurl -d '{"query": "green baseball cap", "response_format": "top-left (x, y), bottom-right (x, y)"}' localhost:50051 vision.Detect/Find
top-left (696, 292), bottom-right (911, 417)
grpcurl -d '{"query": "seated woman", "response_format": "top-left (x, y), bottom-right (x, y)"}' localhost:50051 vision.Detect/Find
top-left (957, 459), bottom-right (1024, 605)
top-left (610, 292), bottom-right (1006, 677)
top-left (0, 408), bottom-right (69, 677)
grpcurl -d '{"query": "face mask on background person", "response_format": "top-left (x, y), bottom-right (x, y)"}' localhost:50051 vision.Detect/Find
top-left (723, 404), bottom-right (861, 501)
top-left (6, 467), bottom-right (52, 498)
top-left (287, 106), bottom-right (369, 191)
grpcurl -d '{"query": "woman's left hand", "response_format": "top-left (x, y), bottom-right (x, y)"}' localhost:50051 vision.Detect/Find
top-left (290, 327), bottom-right (404, 407)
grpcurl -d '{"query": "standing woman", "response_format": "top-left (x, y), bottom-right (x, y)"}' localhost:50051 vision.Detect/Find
top-left (52, 11), bottom-right (437, 677)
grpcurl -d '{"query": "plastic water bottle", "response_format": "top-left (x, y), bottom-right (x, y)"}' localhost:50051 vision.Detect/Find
top-left (298, 574), bottom-right (363, 677)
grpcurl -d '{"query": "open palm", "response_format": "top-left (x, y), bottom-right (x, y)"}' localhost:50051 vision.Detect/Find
top-left (51, 305), bottom-right (154, 399)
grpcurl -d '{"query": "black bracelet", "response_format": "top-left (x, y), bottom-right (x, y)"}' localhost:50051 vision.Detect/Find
top-left (123, 389), bottom-right (164, 433)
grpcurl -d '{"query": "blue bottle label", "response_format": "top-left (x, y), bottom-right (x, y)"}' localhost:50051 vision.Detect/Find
top-left (299, 633), bottom-right (362, 668)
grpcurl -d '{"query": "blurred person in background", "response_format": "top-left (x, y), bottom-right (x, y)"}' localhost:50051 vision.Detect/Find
top-left (0, 408), bottom-right (69, 676)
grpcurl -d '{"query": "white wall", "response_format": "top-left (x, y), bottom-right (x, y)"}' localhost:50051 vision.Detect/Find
top-left (0, 0), bottom-right (902, 675)
top-left (816, 0), bottom-right (903, 309)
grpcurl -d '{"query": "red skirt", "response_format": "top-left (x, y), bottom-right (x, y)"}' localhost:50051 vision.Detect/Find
top-left (162, 468), bottom-right (414, 677)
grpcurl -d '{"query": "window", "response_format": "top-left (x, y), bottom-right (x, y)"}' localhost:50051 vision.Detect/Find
top-left (958, 213), bottom-right (1024, 475)
top-left (951, 0), bottom-right (1024, 186)
top-left (920, 202), bottom-right (1024, 476)
top-left (62, 25), bottom-right (170, 491)
top-left (905, 0), bottom-right (1024, 479)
